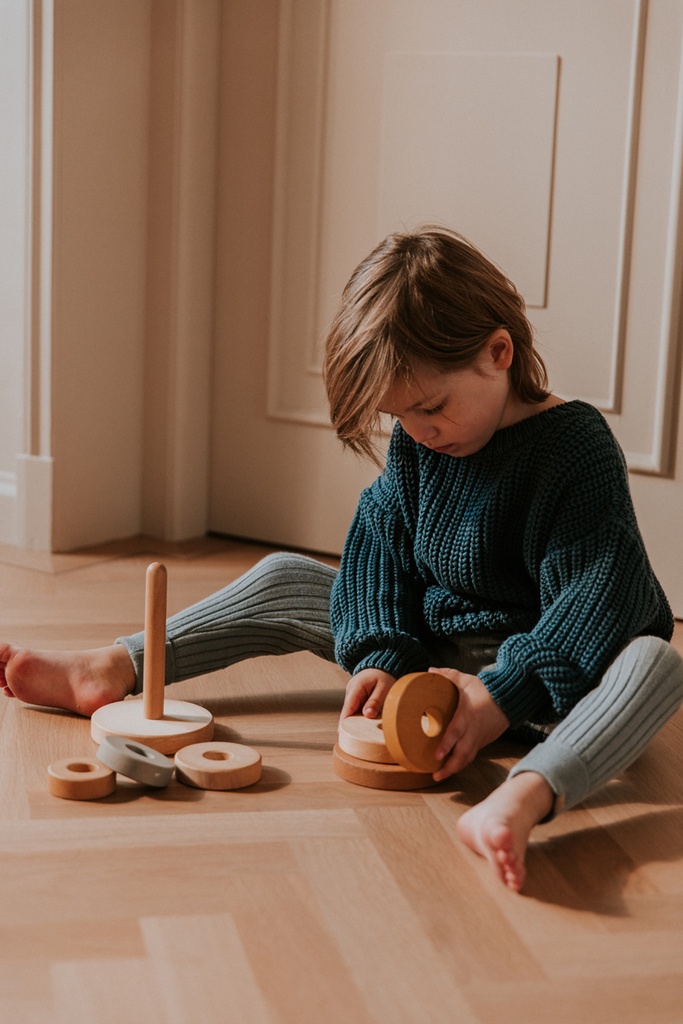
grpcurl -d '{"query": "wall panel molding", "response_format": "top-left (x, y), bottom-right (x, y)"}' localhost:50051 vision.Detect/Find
top-left (142, 0), bottom-right (222, 541)
top-left (603, 0), bottom-right (683, 475)
top-left (267, 0), bottom-right (330, 427)
top-left (0, 0), bottom-right (55, 549)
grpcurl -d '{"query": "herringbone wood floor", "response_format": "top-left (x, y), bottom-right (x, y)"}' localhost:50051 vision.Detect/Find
top-left (0, 535), bottom-right (682, 1023)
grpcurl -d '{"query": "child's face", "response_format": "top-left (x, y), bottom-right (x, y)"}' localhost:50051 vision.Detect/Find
top-left (380, 334), bottom-right (515, 458)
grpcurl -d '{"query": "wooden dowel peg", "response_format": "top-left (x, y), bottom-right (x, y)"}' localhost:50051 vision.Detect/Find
top-left (91, 562), bottom-right (215, 754)
top-left (143, 562), bottom-right (167, 721)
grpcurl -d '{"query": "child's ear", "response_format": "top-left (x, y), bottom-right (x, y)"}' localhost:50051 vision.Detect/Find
top-left (488, 329), bottom-right (514, 371)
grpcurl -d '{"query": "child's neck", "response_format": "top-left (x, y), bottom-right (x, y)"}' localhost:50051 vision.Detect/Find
top-left (502, 393), bottom-right (564, 429)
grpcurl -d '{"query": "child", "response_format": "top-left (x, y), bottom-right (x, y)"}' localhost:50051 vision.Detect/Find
top-left (2, 226), bottom-right (682, 892)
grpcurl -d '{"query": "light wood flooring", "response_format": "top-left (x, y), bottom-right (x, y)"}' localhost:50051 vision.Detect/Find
top-left (0, 535), bottom-right (682, 1023)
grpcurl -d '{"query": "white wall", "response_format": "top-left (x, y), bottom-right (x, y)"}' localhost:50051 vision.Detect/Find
top-left (0, 1), bottom-right (31, 542)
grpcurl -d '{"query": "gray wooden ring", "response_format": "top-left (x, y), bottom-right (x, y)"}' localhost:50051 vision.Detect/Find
top-left (96, 735), bottom-right (175, 788)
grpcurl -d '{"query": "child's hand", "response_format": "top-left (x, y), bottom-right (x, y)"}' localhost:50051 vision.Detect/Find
top-left (429, 668), bottom-right (510, 782)
top-left (340, 668), bottom-right (396, 721)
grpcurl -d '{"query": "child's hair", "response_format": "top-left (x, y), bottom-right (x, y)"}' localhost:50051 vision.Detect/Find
top-left (323, 225), bottom-right (549, 461)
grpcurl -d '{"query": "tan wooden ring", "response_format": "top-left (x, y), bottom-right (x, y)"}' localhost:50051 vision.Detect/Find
top-left (337, 715), bottom-right (396, 763)
top-left (381, 671), bottom-right (459, 773)
top-left (174, 742), bottom-right (262, 790)
top-left (47, 757), bottom-right (116, 800)
top-left (332, 744), bottom-right (438, 791)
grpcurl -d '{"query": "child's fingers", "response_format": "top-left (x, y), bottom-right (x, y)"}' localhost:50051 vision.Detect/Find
top-left (361, 692), bottom-right (382, 718)
top-left (433, 733), bottom-right (476, 781)
top-left (340, 687), bottom-right (364, 720)
top-left (362, 679), bottom-right (392, 718)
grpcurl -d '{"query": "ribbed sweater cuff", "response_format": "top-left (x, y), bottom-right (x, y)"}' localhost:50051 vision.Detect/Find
top-left (478, 663), bottom-right (547, 728)
top-left (350, 647), bottom-right (429, 681)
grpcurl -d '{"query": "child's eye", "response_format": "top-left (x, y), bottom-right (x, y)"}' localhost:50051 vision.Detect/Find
top-left (423, 401), bottom-right (446, 416)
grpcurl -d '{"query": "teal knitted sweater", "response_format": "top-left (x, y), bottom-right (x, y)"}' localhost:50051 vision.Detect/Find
top-left (330, 401), bottom-right (673, 727)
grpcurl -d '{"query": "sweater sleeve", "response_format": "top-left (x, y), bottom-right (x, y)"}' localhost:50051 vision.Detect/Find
top-left (330, 433), bottom-right (430, 679)
top-left (478, 430), bottom-right (673, 726)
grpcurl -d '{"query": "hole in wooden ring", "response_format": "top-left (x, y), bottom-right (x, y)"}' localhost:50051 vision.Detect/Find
top-left (421, 707), bottom-right (444, 738)
top-left (128, 744), bottom-right (151, 759)
top-left (67, 762), bottom-right (96, 774)
top-left (202, 750), bottom-right (229, 761)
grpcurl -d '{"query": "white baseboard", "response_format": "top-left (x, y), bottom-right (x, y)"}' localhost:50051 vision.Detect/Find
top-left (14, 454), bottom-right (53, 550)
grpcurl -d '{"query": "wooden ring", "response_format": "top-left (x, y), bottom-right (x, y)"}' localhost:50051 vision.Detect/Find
top-left (337, 715), bottom-right (396, 763)
top-left (96, 735), bottom-right (175, 788)
top-left (381, 671), bottom-right (459, 773)
top-left (174, 742), bottom-right (262, 790)
top-left (332, 745), bottom-right (438, 790)
top-left (47, 758), bottom-right (116, 800)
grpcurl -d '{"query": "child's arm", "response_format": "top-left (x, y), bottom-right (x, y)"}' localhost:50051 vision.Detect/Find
top-left (332, 432), bottom-right (429, 683)
top-left (478, 415), bottom-right (673, 727)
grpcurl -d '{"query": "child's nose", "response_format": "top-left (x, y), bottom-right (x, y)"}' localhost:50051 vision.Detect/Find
top-left (409, 419), bottom-right (439, 445)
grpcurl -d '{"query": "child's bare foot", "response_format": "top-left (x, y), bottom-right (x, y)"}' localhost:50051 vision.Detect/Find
top-left (0, 643), bottom-right (136, 718)
top-left (456, 771), bottom-right (555, 892)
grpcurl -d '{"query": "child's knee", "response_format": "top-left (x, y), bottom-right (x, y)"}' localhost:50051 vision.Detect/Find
top-left (623, 635), bottom-right (683, 703)
top-left (252, 551), bottom-right (337, 585)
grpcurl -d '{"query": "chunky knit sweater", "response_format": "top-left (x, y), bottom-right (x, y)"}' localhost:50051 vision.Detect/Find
top-left (330, 401), bottom-right (673, 727)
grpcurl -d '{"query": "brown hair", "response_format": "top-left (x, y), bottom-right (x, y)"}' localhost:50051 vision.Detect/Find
top-left (323, 226), bottom-right (548, 461)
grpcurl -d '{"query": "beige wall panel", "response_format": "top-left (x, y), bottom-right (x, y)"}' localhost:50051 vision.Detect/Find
top-left (50, 0), bottom-right (151, 549)
top-left (377, 52), bottom-right (558, 308)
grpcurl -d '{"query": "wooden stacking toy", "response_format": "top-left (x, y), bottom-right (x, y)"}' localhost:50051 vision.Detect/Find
top-left (382, 670), bottom-right (459, 772)
top-left (49, 567), bottom-right (264, 799)
top-left (91, 562), bottom-right (214, 755)
top-left (96, 735), bottom-right (175, 788)
top-left (174, 741), bottom-right (262, 791)
top-left (47, 757), bottom-right (116, 800)
top-left (333, 671), bottom-right (459, 790)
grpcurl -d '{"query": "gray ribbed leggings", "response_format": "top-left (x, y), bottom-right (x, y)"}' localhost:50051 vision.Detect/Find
top-left (116, 552), bottom-right (683, 813)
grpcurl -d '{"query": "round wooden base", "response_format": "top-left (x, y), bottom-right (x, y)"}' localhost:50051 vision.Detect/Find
top-left (174, 742), bottom-right (262, 790)
top-left (332, 744), bottom-right (438, 791)
top-left (91, 698), bottom-right (214, 755)
top-left (337, 715), bottom-right (395, 763)
top-left (382, 672), bottom-right (459, 773)
top-left (47, 757), bottom-right (116, 800)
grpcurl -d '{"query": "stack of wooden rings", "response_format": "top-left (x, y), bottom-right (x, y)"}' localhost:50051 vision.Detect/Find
top-left (333, 671), bottom-right (459, 790)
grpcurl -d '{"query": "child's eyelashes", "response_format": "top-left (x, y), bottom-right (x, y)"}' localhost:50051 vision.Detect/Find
top-left (423, 401), bottom-right (447, 416)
